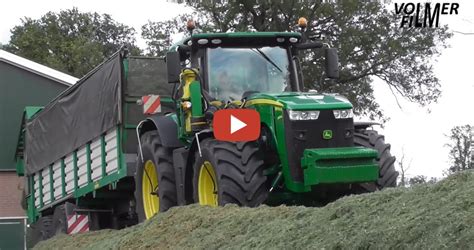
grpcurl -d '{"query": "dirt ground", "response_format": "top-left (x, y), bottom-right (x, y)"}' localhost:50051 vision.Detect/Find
top-left (35, 171), bottom-right (474, 249)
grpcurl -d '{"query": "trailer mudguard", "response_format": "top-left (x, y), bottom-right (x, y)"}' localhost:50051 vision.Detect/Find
top-left (139, 115), bottom-right (184, 148)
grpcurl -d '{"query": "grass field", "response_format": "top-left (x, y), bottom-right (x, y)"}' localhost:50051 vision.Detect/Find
top-left (35, 171), bottom-right (474, 249)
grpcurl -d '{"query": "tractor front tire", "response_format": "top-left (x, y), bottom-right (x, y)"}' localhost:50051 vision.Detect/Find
top-left (193, 139), bottom-right (268, 207)
top-left (354, 129), bottom-right (398, 189)
top-left (134, 131), bottom-right (177, 222)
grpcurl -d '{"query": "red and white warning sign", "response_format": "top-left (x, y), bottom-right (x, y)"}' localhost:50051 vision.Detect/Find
top-left (142, 95), bottom-right (162, 115)
top-left (67, 213), bottom-right (89, 234)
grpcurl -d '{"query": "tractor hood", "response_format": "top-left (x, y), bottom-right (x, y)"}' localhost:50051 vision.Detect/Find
top-left (248, 92), bottom-right (353, 110)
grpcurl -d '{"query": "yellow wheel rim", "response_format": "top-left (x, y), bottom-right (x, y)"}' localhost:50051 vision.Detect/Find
top-left (198, 161), bottom-right (218, 207)
top-left (142, 160), bottom-right (159, 219)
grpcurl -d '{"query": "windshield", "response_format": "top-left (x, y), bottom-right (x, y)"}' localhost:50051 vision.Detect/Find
top-left (207, 47), bottom-right (290, 101)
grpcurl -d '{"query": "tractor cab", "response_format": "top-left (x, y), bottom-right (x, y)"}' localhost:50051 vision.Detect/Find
top-left (186, 32), bottom-right (303, 102)
top-left (205, 42), bottom-right (292, 101)
top-left (167, 32), bottom-right (300, 101)
top-left (166, 22), bottom-right (339, 103)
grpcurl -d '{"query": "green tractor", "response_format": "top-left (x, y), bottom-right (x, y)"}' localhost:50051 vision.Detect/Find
top-left (135, 20), bottom-right (397, 220)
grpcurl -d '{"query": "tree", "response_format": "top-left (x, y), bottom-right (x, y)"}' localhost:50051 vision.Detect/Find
top-left (5, 8), bottom-right (139, 77)
top-left (397, 148), bottom-right (412, 187)
top-left (143, 0), bottom-right (451, 119)
top-left (142, 18), bottom-right (185, 57)
top-left (445, 125), bottom-right (473, 175)
top-left (142, 12), bottom-right (213, 57)
top-left (408, 175), bottom-right (437, 186)
top-left (397, 148), bottom-right (439, 187)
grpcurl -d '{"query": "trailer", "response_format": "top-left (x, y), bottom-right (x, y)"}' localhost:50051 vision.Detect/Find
top-left (15, 50), bottom-right (174, 244)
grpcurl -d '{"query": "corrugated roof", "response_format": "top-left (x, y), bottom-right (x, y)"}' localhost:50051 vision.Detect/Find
top-left (0, 49), bottom-right (78, 86)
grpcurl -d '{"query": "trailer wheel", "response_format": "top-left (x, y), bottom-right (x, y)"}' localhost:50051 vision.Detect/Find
top-left (134, 131), bottom-right (177, 222)
top-left (354, 129), bottom-right (398, 190)
top-left (26, 222), bottom-right (41, 248)
top-left (52, 205), bottom-right (68, 235)
top-left (38, 215), bottom-right (54, 240)
top-left (192, 139), bottom-right (268, 207)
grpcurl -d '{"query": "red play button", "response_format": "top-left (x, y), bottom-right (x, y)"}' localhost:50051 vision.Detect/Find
top-left (213, 109), bottom-right (260, 142)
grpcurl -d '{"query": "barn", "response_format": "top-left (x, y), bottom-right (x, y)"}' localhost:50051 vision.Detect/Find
top-left (0, 49), bottom-right (77, 249)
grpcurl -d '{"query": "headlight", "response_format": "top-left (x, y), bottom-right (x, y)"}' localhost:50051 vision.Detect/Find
top-left (333, 109), bottom-right (353, 119)
top-left (288, 110), bottom-right (320, 120)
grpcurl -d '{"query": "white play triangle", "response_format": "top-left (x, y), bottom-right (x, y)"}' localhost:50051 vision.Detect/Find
top-left (230, 115), bottom-right (247, 134)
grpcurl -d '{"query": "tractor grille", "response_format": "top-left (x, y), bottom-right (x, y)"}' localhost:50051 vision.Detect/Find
top-left (283, 110), bottom-right (354, 182)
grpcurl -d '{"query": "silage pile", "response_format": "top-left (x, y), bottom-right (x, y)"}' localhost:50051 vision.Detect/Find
top-left (36, 171), bottom-right (474, 249)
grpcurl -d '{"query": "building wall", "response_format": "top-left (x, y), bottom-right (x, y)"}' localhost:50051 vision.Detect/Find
top-left (0, 57), bottom-right (73, 250)
top-left (0, 172), bottom-right (24, 217)
top-left (0, 61), bottom-right (68, 170)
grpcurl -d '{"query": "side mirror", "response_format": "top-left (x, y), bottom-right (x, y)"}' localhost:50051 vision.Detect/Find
top-left (177, 45), bottom-right (191, 61)
top-left (166, 51), bottom-right (181, 83)
top-left (325, 48), bottom-right (339, 79)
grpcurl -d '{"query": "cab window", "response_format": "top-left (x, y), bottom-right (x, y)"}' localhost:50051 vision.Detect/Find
top-left (207, 47), bottom-right (290, 101)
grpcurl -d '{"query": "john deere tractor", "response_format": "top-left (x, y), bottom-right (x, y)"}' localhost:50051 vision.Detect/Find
top-left (134, 20), bottom-right (398, 221)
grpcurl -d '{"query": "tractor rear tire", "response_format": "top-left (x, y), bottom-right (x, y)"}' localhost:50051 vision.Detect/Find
top-left (193, 139), bottom-right (268, 207)
top-left (134, 131), bottom-right (177, 223)
top-left (354, 129), bottom-right (398, 189)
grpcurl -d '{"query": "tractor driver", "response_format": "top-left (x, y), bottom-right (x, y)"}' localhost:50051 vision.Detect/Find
top-left (215, 71), bottom-right (242, 101)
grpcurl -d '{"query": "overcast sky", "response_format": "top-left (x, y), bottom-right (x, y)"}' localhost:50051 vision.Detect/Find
top-left (1, 0), bottom-right (473, 179)
top-left (373, 0), bottom-right (474, 178)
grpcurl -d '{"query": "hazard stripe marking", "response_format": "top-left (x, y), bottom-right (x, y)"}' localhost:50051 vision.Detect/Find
top-left (67, 213), bottom-right (89, 234)
top-left (146, 96), bottom-right (161, 114)
top-left (142, 95), bottom-right (161, 115)
top-left (143, 95), bottom-right (158, 111)
top-left (70, 215), bottom-right (88, 234)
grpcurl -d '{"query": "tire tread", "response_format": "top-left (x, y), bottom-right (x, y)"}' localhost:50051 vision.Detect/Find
top-left (134, 131), bottom-right (177, 222)
top-left (194, 140), bottom-right (268, 207)
top-left (354, 129), bottom-right (398, 189)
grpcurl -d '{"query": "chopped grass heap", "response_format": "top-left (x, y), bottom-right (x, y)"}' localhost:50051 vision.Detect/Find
top-left (35, 171), bottom-right (474, 249)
